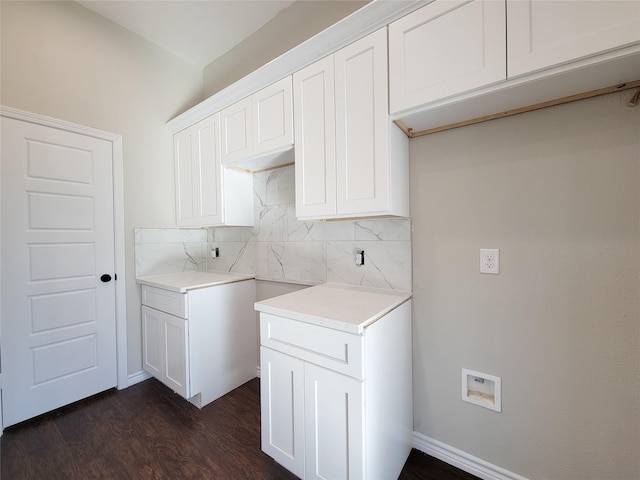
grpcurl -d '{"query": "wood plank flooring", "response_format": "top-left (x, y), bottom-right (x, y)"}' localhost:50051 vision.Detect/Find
top-left (1, 378), bottom-right (479, 479)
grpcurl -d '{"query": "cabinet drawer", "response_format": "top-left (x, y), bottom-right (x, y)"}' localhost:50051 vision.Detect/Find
top-left (141, 285), bottom-right (188, 318)
top-left (260, 313), bottom-right (363, 380)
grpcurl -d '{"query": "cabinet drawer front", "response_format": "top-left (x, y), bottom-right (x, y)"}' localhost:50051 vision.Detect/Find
top-left (260, 313), bottom-right (363, 379)
top-left (141, 285), bottom-right (188, 318)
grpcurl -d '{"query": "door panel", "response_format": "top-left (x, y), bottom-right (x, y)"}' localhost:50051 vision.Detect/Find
top-left (142, 306), bottom-right (163, 380)
top-left (175, 129), bottom-right (195, 224)
top-left (507, 0), bottom-right (640, 77)
top-left (335, 27), bottom-right (389, 215)
top-left (253, 77), bottom-right (293, 155)
top-left (1, 117), bottom-right (117, 428)
top-left (163, 312), bottom-right (188, 398)
top-left (196, 115), bottom-right (222, 224)
top-left (389, 0), bottom-right (507, 113)
top-left (304, 363), bottom-right (364, 480)
top-left (293, 55), bottom-right (337, 218)
top-left (221, 97), bottom-right (252, 164)
top-left (260, 347), bottom-right (305, 478)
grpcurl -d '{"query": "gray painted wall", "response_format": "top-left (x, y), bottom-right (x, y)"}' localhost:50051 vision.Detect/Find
top-left (410, 92), bottom-right (639, 479)
top-left (203, 0), bottom-right (368, 97)
top-left (0, 0), bottom-right (204, 375)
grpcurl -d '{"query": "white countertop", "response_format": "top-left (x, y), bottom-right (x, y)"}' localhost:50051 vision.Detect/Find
top-left (254, 283), bottom-right (412, 334)
top-left (136, 271), bottom-right (255, 293)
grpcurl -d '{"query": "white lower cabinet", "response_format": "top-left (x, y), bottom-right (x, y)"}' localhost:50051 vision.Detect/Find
top-left (260, 347), bottom-right (305, 476)
top-left (259, 300), bottom-right (412, 479)
top-left (261, 348), bottom-right (363, 479)
top-left (141, 279), bottom-right (257, 408)
top-left (142, 305), bottom-right (189, 398)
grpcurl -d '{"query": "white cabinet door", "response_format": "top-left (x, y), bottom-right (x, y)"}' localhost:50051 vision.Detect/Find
top-left (142, 306), bottom-right (189, 399)
top-left (174, 127), bottom-right (196, 225)
top-left (260, 347), bottom-right (305, 478)
top-left (175, 114), bottom-right (223, 227)
top-left (304, 363), bottom-right (364, 480)
top-left (221, 96), bottom-right (252, 165)
top-left (293, 55), bottom-right (337, 218)
top-left (253, 76), bottom-right (293, 156)
top-left (507, 0), bottom-right (640, 78)
top-left (197, 116), bottom-right (223, 224)
top-left (389, 0), bottom-right (507, 114)
top-left (221, 77), bottom-right (293, 167)
top-left (163, 311), bottom-right (189, 399)
top-left (334, 27), bottom-right (390, 216)
top-left (142, 306), bottom-right (163, 380)
top-left (295, 27), bottom-right (409, 221)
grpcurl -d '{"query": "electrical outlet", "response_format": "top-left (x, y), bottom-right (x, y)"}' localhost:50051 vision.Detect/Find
top-left (480, 248), bottom-right (499, 274)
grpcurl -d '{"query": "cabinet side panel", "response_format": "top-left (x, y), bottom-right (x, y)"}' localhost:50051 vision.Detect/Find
top-left (188, 280), bottom-right (257, 406)
top-left (389, 120), bottom-right (410, 218)
top-left (364, 300), bottom-right (413, 479)
top-left (222, 168), bottom-right (254, 226)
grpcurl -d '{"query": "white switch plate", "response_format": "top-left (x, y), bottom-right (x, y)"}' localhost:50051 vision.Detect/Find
top-left (480, 248), bottom-right (499, 274)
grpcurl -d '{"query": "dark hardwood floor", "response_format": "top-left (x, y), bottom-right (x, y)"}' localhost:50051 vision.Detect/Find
top-left (1, 378), bottom-right (479, 479)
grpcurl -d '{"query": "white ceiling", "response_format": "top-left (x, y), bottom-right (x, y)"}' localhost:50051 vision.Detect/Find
top-left (76, 0), bottom-right (296, 67)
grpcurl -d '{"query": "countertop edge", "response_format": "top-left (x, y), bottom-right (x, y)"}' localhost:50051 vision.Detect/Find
top-left (255, 296), bottom-right (412, 334)
top-left (136, 273), bottom-right (255, 293)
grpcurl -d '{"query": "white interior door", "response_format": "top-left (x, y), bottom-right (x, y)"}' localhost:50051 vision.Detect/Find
top-left (1, 116), bottom-right (118, 428)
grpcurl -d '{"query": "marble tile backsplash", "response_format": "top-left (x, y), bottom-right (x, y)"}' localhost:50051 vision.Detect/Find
top-left (135, 165), bottom-right (412, 291)
top-left (135, 228), bottom-right (207, 277)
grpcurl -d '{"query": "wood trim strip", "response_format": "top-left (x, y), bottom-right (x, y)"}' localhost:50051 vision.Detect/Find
top-left (396, 79), bottom-right (640, 138)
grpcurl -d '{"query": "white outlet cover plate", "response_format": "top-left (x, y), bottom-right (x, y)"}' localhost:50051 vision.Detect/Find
top-left (480, 248), bottom-right (499, 274)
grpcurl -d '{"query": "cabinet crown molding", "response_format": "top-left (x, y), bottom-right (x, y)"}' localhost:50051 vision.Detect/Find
top-left (165, 0), bottom-right (426, 134)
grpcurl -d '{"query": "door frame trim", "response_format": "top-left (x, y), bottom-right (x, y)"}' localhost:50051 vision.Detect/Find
top-left (0, 105), bottom-right (128, 391)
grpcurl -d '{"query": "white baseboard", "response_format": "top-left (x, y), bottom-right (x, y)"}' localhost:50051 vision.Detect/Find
top-left (413, 432), bottom-right (528, 480)
top-left (127, 370), bottom-right (152, 387)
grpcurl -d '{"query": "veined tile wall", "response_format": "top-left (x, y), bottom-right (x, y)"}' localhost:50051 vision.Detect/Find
top-left (135, 228), bottom-right (207, 277)
top-left (136, 165), bottom-right (412, 291)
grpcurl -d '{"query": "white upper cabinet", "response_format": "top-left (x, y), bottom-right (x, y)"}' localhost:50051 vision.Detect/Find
top-left (175, 114), bottom-right (222, 227)
top-left (253, 78), bottom-right (294, 156)
top-left (293, 55), bottom-right (337, 218)
top-left (220, 97), bottom-right (252, 165)
top-left (294, 28), bottom-right (410, 221)
top-left (221, 76), bottom-right (293, 171)
top-left (174, 113), bottom-right (253, 228)
top-left (507, 0), bottom-right (640, 78)
top-left (389, 0), bottom-right (640, 134)
top-left (389, 0), bottom-right (507, 114)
